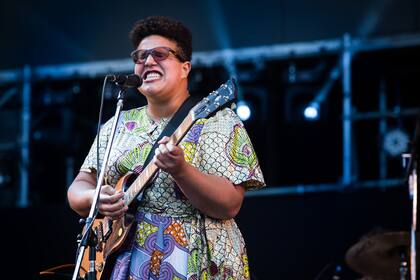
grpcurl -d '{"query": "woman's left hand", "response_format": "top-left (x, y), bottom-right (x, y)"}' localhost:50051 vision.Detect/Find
top-left (153, 136), bottom-right (187, 176)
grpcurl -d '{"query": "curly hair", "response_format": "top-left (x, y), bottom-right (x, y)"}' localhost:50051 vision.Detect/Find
top-left (129, 16), bottom-right (192, 62)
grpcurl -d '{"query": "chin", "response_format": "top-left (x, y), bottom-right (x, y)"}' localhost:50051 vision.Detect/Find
top-left (140, 85), bottom-right (162, 97)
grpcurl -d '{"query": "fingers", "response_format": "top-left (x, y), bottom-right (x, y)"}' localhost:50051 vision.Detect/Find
top-left (98, 188), bottom-right (128, 220)
top-left (99, 189), bottom-right (124, 204)
top-left (156, 138), bottom-right (181, 155)
top-left (153, 141), bottom-right (186, 176)
top-left (99, 197), bottom-right (125, 213)
top-left (154, 145), bottom-right (176, 169)
top-left (101, 205), bottom-right (128, 220)
top-left (155, 142), bottom-right (182, 157)
top-left (101, 184), bottom-right (116, 195)
top-left (158, 143), bottom-right (169, 154)
top-left (158, 136), bottom-right (170, 144)
top-left (153, 154), bottom-right (166, 169)
top-left (167, 142), bottom-right (175, 152)
top-left (167, 142), bottom-right (183, 155)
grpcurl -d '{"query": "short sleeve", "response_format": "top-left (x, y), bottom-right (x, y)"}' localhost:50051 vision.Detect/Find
top-left (191, 108), bottom-right (265, 190)
top-left (80, 117), bottom-right (115, 174)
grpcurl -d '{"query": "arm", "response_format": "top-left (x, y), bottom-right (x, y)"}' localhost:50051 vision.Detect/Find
top-left (67, 171), bottom-right (128, 219)
top-left (153, 137), bottom-right (245, 220)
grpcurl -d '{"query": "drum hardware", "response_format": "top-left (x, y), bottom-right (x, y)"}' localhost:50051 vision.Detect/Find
top-left (346, 231), bottom-right (416, 280)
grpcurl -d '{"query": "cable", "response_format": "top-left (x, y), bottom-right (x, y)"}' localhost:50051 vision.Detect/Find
top-left (96, 76), bottom-right (109, 185)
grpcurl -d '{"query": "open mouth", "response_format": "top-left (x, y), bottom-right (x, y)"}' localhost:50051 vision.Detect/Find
top-left (142, 70), bottom-right (163, 82)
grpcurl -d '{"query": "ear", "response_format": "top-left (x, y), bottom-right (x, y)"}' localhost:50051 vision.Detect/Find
top-left (180, 61), bottom-right (192, 79)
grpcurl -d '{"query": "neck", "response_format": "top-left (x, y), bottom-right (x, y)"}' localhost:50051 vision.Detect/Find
top-left (146, 89), bottom-right (190, 122)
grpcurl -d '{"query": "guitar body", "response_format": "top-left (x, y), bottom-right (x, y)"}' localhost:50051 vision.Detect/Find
top-left (80, 172), bottom-right (137, 280)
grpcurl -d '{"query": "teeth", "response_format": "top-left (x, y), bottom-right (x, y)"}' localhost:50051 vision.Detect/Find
top-left (145, 72), bottom-right (161, 80)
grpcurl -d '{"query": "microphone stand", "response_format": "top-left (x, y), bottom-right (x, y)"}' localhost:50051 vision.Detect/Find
top-left (72, 88), bottom-right (126, 280)
top-left (403, 115), bottom-right (420, 280)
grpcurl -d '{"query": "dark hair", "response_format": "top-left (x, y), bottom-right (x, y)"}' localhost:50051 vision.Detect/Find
top-left (129, 16), bottom-right (192, 62)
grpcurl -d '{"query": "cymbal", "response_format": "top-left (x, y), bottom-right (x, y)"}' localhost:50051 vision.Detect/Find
top-left (345, 231), bottom-right (417, 280)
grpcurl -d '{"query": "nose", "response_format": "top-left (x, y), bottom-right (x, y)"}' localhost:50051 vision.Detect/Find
top-left (144, 54), bottom-right (157, 65)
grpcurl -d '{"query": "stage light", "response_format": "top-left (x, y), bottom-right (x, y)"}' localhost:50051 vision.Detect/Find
top-left (303, 103), bottom-right (320, 120)
top-left (383, 128), bottom-right (409, 157)
top-left (236, 101), bottom-right (251, 121)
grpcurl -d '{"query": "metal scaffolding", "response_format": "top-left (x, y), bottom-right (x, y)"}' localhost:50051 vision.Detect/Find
top-left (1, 32), bottom-right (420, 203)
top-left (1, 33), bottom-right (420, 84)
top-left (17, 65), bottom-right (31, 207)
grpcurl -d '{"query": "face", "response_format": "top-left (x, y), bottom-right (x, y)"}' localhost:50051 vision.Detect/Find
top-left (133, 35), bottom-right (191, 101)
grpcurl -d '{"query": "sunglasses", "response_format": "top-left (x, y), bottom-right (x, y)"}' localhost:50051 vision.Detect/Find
top-left (130, 46), bottom-right (185, 64)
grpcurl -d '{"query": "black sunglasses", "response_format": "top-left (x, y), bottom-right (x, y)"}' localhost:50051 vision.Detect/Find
top-left (130, 46), bottom-right (185, 64)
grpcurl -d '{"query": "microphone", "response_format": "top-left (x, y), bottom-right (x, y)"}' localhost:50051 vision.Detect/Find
top-left (107, 74), bottom-right (142, 88)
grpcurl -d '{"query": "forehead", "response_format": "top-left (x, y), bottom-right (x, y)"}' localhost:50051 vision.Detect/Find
top-left (137, 35), bottom-right (178, 50)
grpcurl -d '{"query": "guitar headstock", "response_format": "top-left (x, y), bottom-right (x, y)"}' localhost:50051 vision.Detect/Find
top-left (191, 78), bottom-right (237, 120)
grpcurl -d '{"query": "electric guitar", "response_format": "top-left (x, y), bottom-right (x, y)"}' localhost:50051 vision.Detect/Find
top-left (78, 78), bottom-right (237, 279)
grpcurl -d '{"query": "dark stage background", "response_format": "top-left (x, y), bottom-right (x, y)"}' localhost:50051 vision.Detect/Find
top-left (1, 0), bottom-right (420, 279)
top-left (0, 188), bottom-right (412, 279)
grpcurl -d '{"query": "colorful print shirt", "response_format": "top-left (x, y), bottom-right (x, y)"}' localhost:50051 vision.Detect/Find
top-left (80, 106), bottom-right (265, 280)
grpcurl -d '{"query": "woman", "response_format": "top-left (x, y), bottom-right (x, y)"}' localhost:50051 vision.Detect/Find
top-left (68, 16), bottom-right (265, 280)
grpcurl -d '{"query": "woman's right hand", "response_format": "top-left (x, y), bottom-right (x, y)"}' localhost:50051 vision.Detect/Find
top-left (97, 185), bottom-right (128, 220)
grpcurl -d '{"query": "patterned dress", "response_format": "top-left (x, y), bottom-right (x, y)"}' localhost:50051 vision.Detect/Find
top-left (80, 106), bottom-right (265, 280)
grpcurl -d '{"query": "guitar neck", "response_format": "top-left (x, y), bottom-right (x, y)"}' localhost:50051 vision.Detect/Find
top-left (123, 113), bottom-right (195, 206)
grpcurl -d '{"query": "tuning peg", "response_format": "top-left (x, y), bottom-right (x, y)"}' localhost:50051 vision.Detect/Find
top-left (79, 218), bottom-right (86, 225)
